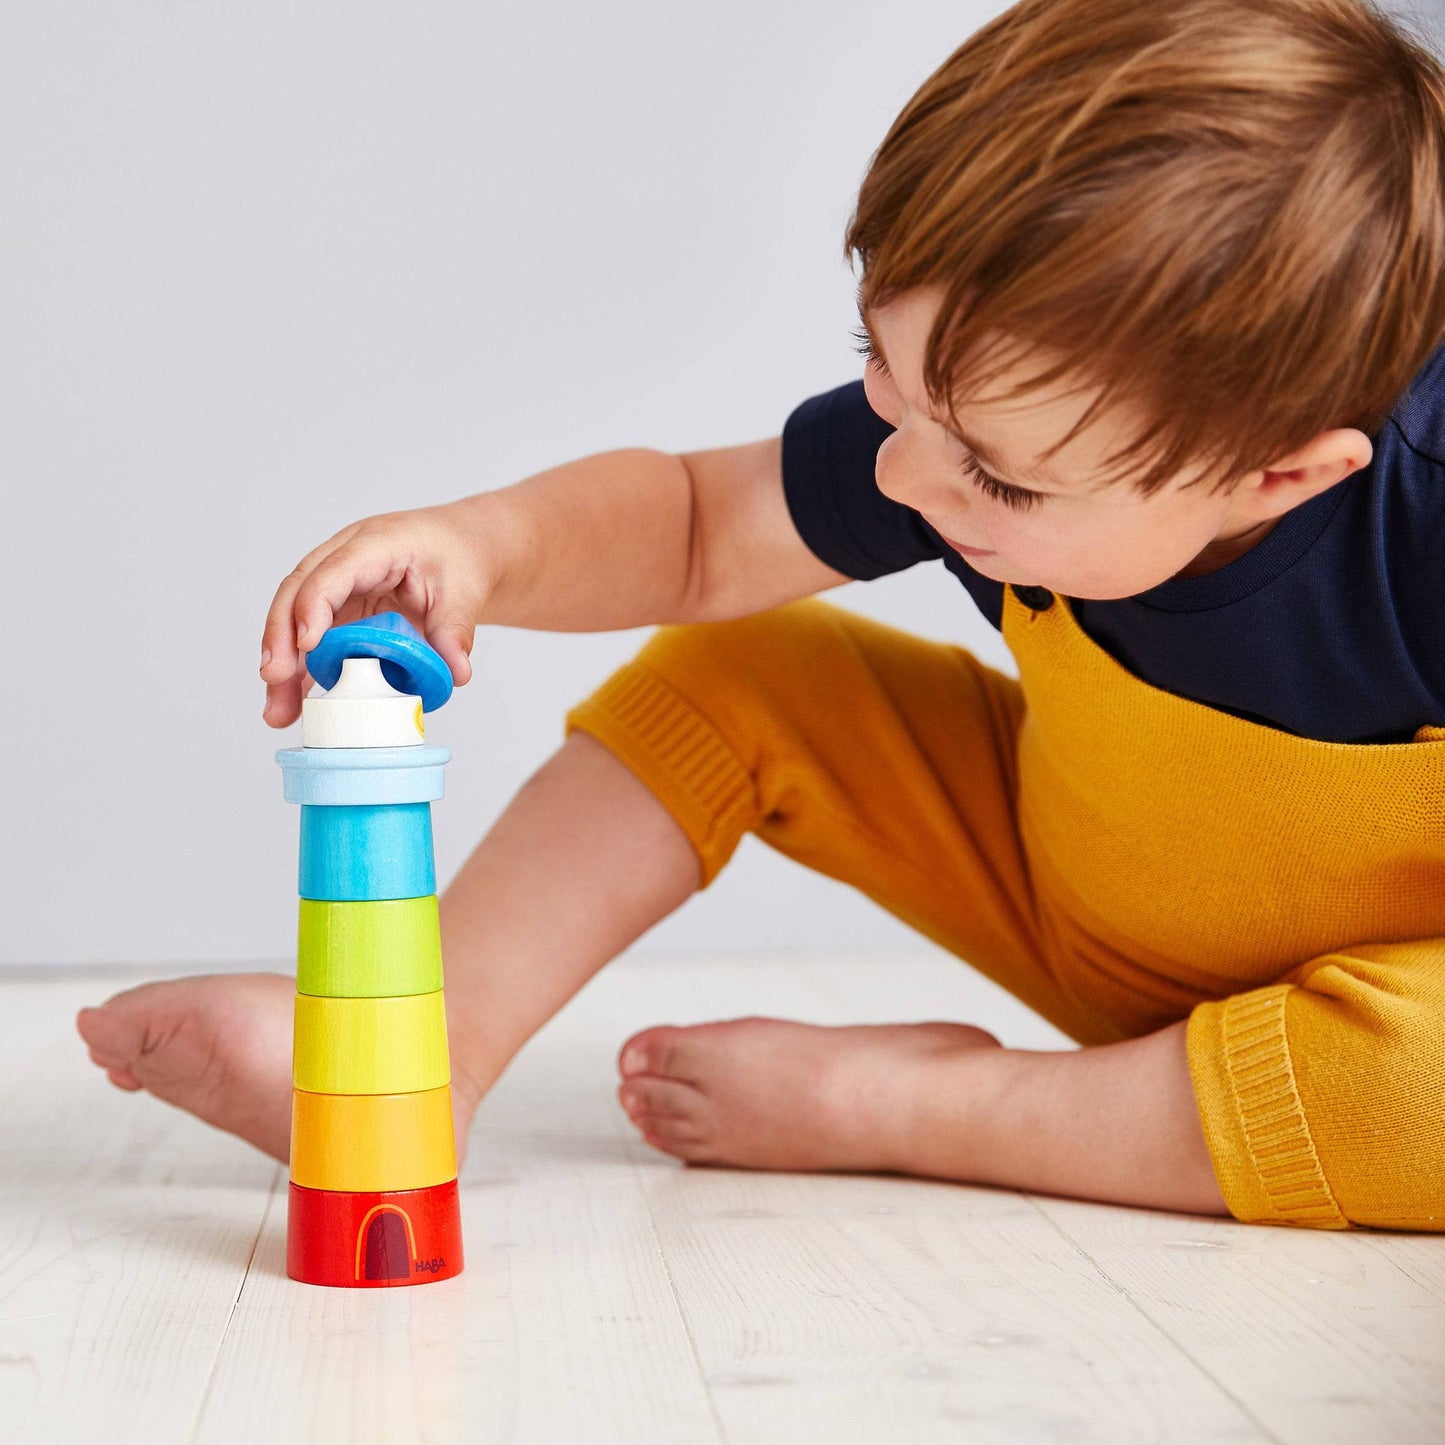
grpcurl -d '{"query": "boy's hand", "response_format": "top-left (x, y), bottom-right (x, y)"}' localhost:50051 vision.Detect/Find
top-left (259, 500), bottom-right (492, 728)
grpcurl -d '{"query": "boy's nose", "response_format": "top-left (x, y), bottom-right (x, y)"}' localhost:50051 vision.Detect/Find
top-left (876, 455), bottom-right (963, 520)
top-left (874, 430), bottom-right (956, 510)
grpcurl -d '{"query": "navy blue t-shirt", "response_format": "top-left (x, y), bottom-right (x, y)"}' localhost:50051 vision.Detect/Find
top-left (781, 346), bottom-right (1445, 744)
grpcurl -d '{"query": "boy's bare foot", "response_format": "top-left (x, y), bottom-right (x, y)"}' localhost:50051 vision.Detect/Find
top-left (615, 1016), bottom-right (1003, 1174)
top-left (76, 974), bottom-right (298, 1162)
top-left (76, 973), bottom-right (481, 1167)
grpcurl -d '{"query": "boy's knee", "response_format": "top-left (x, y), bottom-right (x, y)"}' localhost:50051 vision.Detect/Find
top-left (561, 600), bottom-right (857, 887)
top-left (630, 597), bottom-right (842, 704)
top-left (1300, 955), bottom-right (1445, 1228)
top-left (562, 608), bottom-right (839, 888)
top-left (1193, 945), bottom-right (1445, 1231)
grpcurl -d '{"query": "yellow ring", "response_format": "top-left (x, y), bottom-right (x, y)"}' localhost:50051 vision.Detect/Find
top-left (292, 991), bottom-right (449, 1094)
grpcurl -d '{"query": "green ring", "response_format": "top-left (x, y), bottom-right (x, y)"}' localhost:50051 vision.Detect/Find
top-left (297, 897), bottom-right (443, 998)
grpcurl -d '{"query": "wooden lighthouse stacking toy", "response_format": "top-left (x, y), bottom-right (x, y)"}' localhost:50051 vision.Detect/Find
top-left (276, 612), bottom-right (464, 1287)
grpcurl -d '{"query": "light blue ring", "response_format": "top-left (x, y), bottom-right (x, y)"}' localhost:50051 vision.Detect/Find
top-left (276, 745), bottom-right (450, 806)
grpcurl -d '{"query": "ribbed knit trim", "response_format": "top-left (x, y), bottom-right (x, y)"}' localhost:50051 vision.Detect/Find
top-left (565, 662), bottom-right (758, 888)
top-left (1190, 987), bottom-right (1349, 1228)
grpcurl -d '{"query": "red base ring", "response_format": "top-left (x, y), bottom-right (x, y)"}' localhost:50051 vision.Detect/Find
top-left (287, 1179), bottom-right (463, 1287)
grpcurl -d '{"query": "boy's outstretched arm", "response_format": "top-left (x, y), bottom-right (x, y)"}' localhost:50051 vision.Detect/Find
top-left (259, 437), bottom-right (849, 726)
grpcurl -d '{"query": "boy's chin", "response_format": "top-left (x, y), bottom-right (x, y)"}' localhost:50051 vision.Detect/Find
top-left (975, 557), bottom-right (1161, 601)
top-left (957, 554), bottom-right (1045, 590)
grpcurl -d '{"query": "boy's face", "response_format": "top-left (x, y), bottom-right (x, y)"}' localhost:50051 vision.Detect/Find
top-left (860, 286), bottom-right (1370, 598)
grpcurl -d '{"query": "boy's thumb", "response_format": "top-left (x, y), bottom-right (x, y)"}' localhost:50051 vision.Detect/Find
top-left (427, 617), bottom-right (476, 687)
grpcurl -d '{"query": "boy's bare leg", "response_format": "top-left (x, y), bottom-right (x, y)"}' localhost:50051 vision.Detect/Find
top-left (75, 733), bottom-right (702, 1163)
top-left (615, 1016), bottom-right (1229, 1216)
top-left (436, 730), bottom-right (703, 1107)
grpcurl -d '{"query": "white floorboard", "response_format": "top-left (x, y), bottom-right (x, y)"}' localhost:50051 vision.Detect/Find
top-left (2, 952), bottom-right (1442, 1444)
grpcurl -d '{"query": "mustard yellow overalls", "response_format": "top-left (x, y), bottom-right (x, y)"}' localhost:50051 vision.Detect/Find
top-left (566, 587), bottom-right (1445, 1228)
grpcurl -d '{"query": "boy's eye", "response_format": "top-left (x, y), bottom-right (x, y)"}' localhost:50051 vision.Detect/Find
top-left (961, 454), bottom-right (1042, 512)
top-left (851, 323), bottom-right (889, 374)
top-left (850, 322), bottom-right (1041, 512)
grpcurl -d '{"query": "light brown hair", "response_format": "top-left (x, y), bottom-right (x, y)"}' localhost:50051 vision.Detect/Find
top-left (845, 0), bottom-right (1445, 493)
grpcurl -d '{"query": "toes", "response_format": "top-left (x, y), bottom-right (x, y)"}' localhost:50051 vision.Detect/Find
top-left (75, 990), bottom-right (204, 1094)
top-left (618, 1075), bottom-right (715, 1163)
top-left (618, 1075), bottom-right (701, 1124)
top-left (625, 1105), bottom-right (713, 1160)
top-left (637, 1126), bottom-right (713, 1163)
top-left (75, 1003), bottom-right (114, 1045)
top-left (618, 1025), bottom-right (698, 1082)
top-left (76, 1005), bottom-right (146, 1092)
top-left (78, 1002), bottom-right (151, 1092)
top-left (76, 1002), bottom-right (148, 1071)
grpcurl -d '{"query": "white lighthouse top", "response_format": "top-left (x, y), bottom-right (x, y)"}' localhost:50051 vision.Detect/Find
top-left (301, 656), bottom-right (428, 749)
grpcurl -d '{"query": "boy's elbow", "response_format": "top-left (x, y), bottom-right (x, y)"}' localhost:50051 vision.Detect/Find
top-left (674, 450), bottom-right (716, 623)
top-left (672, 436), bottom-right (832, 624)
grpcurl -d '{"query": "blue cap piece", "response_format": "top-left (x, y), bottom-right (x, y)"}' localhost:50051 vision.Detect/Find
top-left (304, 612), bottom-right (454, 712)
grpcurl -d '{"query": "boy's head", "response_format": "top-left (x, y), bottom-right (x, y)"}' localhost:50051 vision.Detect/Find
top-left (845, 0), bottom-right (1445, 597)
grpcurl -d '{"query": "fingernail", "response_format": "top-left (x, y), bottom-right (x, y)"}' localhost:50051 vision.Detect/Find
top-left (296, 623), bottom-right (309, 643)
top-left (619, 1088), bottom-right (637, 1112)
top-left (621, 1048), bottom-right (644, 1075)
top-left (262, 699), bottom-right (272, 719)
top-left (259, 648), bottom-right (271, 671)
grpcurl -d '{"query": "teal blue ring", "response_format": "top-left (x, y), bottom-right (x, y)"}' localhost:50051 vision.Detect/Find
top-left (298, 804), bottom-right (436, 901)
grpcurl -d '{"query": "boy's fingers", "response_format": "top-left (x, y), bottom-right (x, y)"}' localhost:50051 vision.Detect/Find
top-left (427, 609), bottom-right (477, 687)
top-left (262, 664), bottom-right (311, 728)
top-left (291, 544), bottom-right (405, 656)
top-left (430, 637), bottom-right (474, 687)
top-left (261, 571), bottom-right (313, 679)
top-left (260, 526), bottom-right (361, 678)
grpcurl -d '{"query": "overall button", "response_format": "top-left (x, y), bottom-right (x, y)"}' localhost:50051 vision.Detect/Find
top-left (1012, 585), bottom-right (1055, 611)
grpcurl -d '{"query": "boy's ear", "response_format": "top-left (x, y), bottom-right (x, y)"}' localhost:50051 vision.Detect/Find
top-left (1253, 427), bottom-right (1373, 513)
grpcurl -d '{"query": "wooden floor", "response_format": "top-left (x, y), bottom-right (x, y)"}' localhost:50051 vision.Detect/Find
top-left (2, 951), bottom-right (1442, 1445)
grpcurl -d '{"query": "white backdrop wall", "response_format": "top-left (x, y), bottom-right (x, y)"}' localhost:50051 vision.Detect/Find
top-left (5, 0), bottom-right (1438, 966)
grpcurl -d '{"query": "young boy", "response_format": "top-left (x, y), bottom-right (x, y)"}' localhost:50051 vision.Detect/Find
top-left (78, 0), bottom-right (1445, 1230)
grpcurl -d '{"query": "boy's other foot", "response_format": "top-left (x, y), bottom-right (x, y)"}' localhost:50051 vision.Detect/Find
top-left (615, 1016), bottom-right (1002, 1174)
top-left (76, 973), bottom-right (297, 1162)
top-left (76, 972), bottom-right (484, 1167)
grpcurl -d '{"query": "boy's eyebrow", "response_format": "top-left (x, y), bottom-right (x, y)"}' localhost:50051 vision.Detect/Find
top-left (856, 303), bottom-right (1061, 491)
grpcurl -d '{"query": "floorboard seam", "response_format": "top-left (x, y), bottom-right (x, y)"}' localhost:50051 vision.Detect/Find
top-left (183, 1166), bottom-right (282, 1445)
top-left (621, 1136), bottom-right (730, 1445)
top-left (1024, 1194), bottom-right (1285, 1445)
